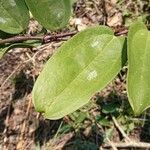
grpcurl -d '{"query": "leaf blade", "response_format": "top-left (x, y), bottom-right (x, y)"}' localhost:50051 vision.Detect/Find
top-left (127, 21), bottom-right (147, 56)
top-left (0, 0), bottom-right (29, 34)
top-left (33, 26), bottom-right (126, 119)
top-left (127, 28), bottom-right (150, 115)
top-left (0, 41), bottom-right (40, 59)
top-left (25, 0), bottom-right (71, 31)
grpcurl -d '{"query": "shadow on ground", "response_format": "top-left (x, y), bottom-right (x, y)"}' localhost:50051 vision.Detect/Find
top-left (34, 119), bottom-right (62, 146)
top-left (12, 70), bottom-right (34, 100)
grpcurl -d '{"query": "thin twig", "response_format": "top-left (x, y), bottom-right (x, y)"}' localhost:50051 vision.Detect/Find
top-left (0, 54), bottom-right (33, 89)
top-left (112, 116), bottom-right (131, 142)
top-left (115, 30), bottom-right (128, 36)
top-left (103, 142), bottom-right (150, 149)
top-left (0, 36), bottom-right (43, 45)
top-left (96, 123), bottom-right (118, 150)
top-left (0, 31), bottom-right (77, 45)
top-left (106, 138), bottom-right (118, 150)
top-left (3, 94), bottom-right (12, 134)
top-left (0, 63), bottom-right (22, 88)
top-left (18, 95), bottom-right (32, 150)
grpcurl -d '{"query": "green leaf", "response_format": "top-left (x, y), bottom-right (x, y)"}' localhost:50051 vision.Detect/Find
top-left (0, 41), bottom-right (40, 59)
top-left (0, 0), bottom-right (29, 34)
top-left (127, 22), bottom-right (150, 115)
top-left (32, 26), bottom-right (127, 120)
top-left (127, 21), bottom-right (147, 50)
top-left (25, 0), bottom-right (71, 31)
top-left (102, 102), bottom-right (120, 114)
top-left (0, 46), bottom-right (7, 59)
top-left (96, 116), bottom-right (112, 127)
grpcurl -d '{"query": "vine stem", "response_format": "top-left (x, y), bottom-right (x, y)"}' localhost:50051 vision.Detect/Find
top-left (0, 29), bottom-right (128, 45)
top-left (0, 31), bottom-right (77, 45)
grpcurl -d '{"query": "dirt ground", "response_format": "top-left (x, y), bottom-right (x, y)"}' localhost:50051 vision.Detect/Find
top-left (0, 0), bottom-right (150, 150)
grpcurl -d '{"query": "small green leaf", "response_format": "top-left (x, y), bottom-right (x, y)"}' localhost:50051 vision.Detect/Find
top-left (32, 26), bottom-right (127, 120)
top-left (0, 46), bottom-right (7, 59)
top-left (127, 22), bottom-right (150, 115)
top-left (102, 102), bottom-right (120, 114)
top-left (25, 0), bottom-right (71, 31)
top-left (0, 42), bottom-right (39, 59)
top-left (0, 0), bottom-right (29, 34)
top-left (96, 116), bottom-right (111, 127)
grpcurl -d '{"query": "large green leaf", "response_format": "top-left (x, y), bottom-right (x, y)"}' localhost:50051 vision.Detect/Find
top-left (32, 26), bottom-right (126, 120)
top-left (127, 23), bottom-right (150, 115)
top-left (0, 0), bottom-right (29, 34)
top-left (25, 0), bottom-right (71, 31)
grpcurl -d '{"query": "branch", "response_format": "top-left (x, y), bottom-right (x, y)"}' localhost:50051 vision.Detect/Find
top-left (115, 29), bottom-right (128, 36)
top-left (0, 29), bottom-right (128, 46)
top-left (0, 31), bottom-right (77, 45)
top-left (103, 142), bottom-right (150, 149)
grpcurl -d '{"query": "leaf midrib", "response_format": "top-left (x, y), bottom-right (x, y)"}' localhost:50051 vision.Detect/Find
top-left (46, 42), bottom-right (122, 118)
top-left (48, 36), bottom-right (116, 108)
